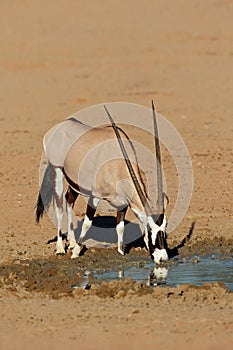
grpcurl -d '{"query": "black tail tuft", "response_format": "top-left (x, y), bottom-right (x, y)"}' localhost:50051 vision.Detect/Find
top-left (36, 192), bottom-right (44, 223)
top-left (35, 163), bottom-right (55, 223)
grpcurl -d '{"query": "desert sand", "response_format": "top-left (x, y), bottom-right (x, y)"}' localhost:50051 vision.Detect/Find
top-left (0, 1), bottom-right (232, 349)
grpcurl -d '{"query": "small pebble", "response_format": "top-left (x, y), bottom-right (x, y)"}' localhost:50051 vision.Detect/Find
top-left (132, 309), bottom-right (139, 314)
top-left (191, 257), bottom-right (199, 264)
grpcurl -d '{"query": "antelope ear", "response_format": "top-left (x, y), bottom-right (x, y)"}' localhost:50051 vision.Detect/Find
top-left (160, 214), bottom-right (167, 232)
top-left (163, 192), bottom-right (169, 211)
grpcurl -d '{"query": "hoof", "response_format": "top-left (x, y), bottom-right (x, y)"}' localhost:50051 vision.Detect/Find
top-left (55, 252), bottom-right (66, 256)
top-left (71, 244), bottom-right (82, 259)
top-left (118, 248), bottom-right (125, 256)
top-left (68, 241), bottom-right (76, 250)
top-left (55, 248), bottom-right (66, 256)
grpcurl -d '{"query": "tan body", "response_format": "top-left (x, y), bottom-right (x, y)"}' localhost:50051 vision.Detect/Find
top-left (37, 110), bottom-right (168, 263)
top-left (63, 126), bottom-right (146, 212)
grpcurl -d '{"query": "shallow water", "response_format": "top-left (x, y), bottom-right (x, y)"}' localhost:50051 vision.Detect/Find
top-left (94, 254), bottom-right (233, 290)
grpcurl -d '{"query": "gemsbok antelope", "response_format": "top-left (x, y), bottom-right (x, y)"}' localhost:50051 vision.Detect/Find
top-left (36, 102), bottom-right (168, 263)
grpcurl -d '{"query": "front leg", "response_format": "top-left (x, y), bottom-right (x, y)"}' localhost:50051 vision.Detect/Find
top-left (65, 186), bottom-right (79, 249)
top-left (116, 206), bottom-right (128, 255)
top-left (71, 197), bottom-right (99, 259)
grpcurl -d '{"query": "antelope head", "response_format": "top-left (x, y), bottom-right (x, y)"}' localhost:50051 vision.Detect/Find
top-left (104, 102), bottom-right (169, 264)
top-left (146, 212), bottom-right (168, 263)
top-left (145, 100), bottom-right (168, 263)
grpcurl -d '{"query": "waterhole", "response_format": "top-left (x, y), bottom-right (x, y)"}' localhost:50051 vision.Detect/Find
top-left (93, 254), bottom-right (233, 290)
top-left (1, 247), bottom-right (232, 296)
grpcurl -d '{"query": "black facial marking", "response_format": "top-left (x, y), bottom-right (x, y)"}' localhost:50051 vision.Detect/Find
top-left (151, 213), bottom-right (164, 227)
top-left (147, 213), bottom-right (168, 258)
top-left (148, 230), bottom-right (154, 257)
top-left (155, 231), bottom-right (167, 250)
top-left (148, 229), bottom-right (167, 255)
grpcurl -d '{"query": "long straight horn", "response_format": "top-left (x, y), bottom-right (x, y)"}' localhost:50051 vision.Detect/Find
top-left (104, 105), bottom-right (151, 215)
top-left (152, 100), bottom-right (164, 213)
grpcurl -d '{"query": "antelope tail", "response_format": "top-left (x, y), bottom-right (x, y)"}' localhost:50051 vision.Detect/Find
top-left (36, 163), bottom-right (55, 223)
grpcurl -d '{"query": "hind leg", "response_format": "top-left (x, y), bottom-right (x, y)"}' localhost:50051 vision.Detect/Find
top-left (71, 196), bottom-right (99, 259)
top-left (65, 186), bottom-right (79, 249)
top-left (54, 168), bottom-right (65, 255)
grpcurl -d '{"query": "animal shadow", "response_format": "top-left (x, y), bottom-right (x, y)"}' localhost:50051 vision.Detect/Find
top-left (167, 221), bottom-right (196, 258)
top-left (46, 216), bottom-right (143, 247)
top-left (124, 221), bottom-right (196, 257)
top-left (46, 218), bottom-right (195, 259)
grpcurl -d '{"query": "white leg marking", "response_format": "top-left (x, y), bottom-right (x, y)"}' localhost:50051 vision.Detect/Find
top-left (71, 243), bottom-right (82, 259)
top-left (67, 203), bottom-right (76, 249)
top-left (80, 215), bottom-right (92, 241)
top-left (71, 215), bottom-right (92, 259)
top-left (55, 205), bottom-right (65, 255)
top-left (54, 168), bottom-right (65, 255)
top-left (70, 198), bottom-right (98, 259)
top-left (116, 221), bottom-right (124, 255)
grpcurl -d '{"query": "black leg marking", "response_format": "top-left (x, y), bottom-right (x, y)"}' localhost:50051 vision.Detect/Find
top-left (116, 206), bottom-right (128, 225)
top-left (65, 186), bottom-right (78, 207)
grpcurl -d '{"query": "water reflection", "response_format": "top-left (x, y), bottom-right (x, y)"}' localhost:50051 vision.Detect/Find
top-left (117, 266), bottom-right (168, 287)
top-left (146, 267), bottom-right (168, 286)
top-left (92, 254), bottom-right (233, 291)
top-left (118, 270), bottom-right (124, 278)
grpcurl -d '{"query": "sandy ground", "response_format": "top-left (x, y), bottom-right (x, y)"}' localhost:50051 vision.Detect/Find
top-left (0, 1), bottom-right (233, 349)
